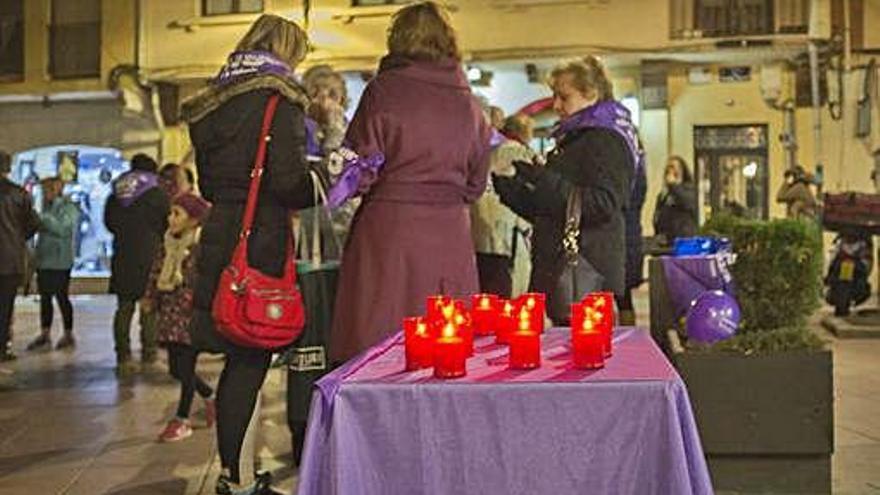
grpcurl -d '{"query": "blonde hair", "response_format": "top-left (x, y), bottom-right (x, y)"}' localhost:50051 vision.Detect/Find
top-left (387, 2), bottom-right (460, 61)
top-left (549, 56), bottom-right (614, 102)
top-left (303, 64), bottom-right (349, 108)
top-left (502, 114), bottom-right (534, 141)
top-left (236, 14), bottom-right (310, 68)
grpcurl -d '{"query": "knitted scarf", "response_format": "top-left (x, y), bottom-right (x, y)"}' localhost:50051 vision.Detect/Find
top-left (157, 228), bottom-right (199, 292)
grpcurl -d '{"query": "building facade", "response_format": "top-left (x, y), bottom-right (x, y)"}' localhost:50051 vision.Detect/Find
top-left (2, 0), bottom-right (880, 231)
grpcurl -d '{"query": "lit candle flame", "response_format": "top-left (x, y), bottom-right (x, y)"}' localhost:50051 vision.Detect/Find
top-left (503, 301), bottom-right (514, 316)
top-left (525, 297), bottom-right (536, 310)
top-left (582, 318), bottom-right (594, 332)
top-left (479, 297), bottom-right (490, 310)
top-left (416, 322), bottom-right (428, 336)
top-left (442, 304), bottom-right (455, 320)
top-left (519, 318), bottom-right (531, 332)
top-left (441, 322), bottom-right (457, 339)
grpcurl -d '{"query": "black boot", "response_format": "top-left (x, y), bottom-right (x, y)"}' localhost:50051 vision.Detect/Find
top-left (254, 471), bottom-right (284, 495)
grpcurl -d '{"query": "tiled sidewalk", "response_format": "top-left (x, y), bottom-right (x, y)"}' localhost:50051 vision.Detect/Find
top-left (0, 296), bottom-right (295, 494)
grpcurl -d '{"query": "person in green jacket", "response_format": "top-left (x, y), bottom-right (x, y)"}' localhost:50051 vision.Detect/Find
top-left (27, 177), bottom-right (81, 351)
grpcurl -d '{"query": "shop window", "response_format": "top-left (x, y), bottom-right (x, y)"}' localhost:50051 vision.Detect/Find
top-left (203, 0), bottom-right (264, 16)
top-left (0, 0), bottom-right (24, 81)
top-left (12, 146), bottom-right (129, 277)
top-left (49, 0), bottom-right (101, 79)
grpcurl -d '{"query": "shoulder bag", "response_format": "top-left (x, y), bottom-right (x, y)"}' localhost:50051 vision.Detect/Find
top-left (212, 94), bottom-right (306, 349)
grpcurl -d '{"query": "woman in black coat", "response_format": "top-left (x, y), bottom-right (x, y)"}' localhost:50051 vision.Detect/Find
top-left (181, 15), bottom-right (315, 495)
top-left (653, 156), bottom-right (698, 245)
top-left (495, 57), bottom-right (635, 324)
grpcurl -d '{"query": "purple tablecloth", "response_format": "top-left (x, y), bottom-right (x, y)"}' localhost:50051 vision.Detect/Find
top-left (297, 328), bottom-right (714, 495)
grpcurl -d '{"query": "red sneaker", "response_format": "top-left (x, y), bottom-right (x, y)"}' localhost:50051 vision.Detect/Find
top-left (158, 419), bottom-right (192, 442)
top-left (203, 398), bottom-right (217, 429)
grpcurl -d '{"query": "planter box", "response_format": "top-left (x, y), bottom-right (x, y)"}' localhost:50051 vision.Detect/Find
top-left (670, 331), bottom-right (834, 494)
top-left (648, 257), bottom-right (676, 353)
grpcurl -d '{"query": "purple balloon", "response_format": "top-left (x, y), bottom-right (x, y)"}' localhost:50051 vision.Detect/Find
top-left (685, 290), bottom-right (740, 344)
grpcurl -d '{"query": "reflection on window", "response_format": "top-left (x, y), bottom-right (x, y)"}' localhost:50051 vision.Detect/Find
top-left (203, 0), bottom-right (264, 16)
top-left (12, 146), bottom-right (129, 277)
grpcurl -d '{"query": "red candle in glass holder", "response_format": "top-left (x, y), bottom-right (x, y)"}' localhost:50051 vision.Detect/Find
top-left (471, 294), bottom-right (499, 336)
top-left (496, 299), bottom-right (517, 345)
top-left (453, 302), bottom-right (474, 356)
top-left (583, 292), bottom-right (615, 357)
top-left (517, 305), bottom-right (542, 334)
top-left (426, 295), bottom-right (453, 323)
top-left (519, 293), bottom-right (546, 332)
top-left (570, 304), bottom-right (605, 369)
top-left (434, 323), bottom-right (467, 379)
top-left (508, 318), bottom-right (541, 369)
top-left (404, 317), bottom-right (433, 371)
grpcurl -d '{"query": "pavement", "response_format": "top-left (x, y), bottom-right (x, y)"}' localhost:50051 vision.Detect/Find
top-left (0, 292), bottom-right (877, 494)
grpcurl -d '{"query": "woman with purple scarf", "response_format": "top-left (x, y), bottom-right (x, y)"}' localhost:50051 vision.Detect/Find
top-left (180, 14), bottom-right (315, 495)
top-left (494, 57), bottom-right (636, 323)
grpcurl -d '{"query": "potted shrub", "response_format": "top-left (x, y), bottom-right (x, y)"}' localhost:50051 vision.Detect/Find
top-left (666, 215), bottom-right (833, 494)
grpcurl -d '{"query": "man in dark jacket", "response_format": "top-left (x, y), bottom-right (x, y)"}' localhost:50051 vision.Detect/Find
top-left (104, 154), bottom-right (170, 374)
top-left (0, 150), bottom-right (41, 361)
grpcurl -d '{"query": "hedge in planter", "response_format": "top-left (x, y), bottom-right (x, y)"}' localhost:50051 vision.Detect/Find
top-left (674, 215), bottom-right (832, 494)
top-left (701, 214), bottom-right (824, 347)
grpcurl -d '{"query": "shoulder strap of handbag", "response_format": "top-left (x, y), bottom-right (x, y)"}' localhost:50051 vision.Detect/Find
top-left (239, 93), bottom-right (281, 242)
top-left (562, 186), bottom-right (583, 262)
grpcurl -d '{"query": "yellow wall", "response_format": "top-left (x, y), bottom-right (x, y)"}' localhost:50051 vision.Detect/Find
top-left (1, 0), bottom-right (136, 95)
top-left (142, 0), bottom-right (669, 76)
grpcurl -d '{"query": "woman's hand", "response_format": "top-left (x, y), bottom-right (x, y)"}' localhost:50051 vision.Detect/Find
top-left (491, 173), bottom-right (517, 199)
top-left (511, 160), bottom-right (543, 185)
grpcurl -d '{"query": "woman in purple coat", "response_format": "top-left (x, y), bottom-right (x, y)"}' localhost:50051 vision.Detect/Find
top-left (330, 1), bottom-right (493, 363)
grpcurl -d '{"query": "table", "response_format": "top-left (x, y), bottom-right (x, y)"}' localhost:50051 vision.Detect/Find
top-left (297, 328), bottom-right (714, 495)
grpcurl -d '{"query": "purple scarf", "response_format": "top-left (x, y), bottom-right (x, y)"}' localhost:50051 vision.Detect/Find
top-left (326, 149), bottom-right (385, 209)
top-left (553, 100), bottom-right (643, 176)
top-left (215, 51), bottom-right (324, 168)
top-left (113, 170), bottom-right (159, 207)
top-left (214, 50), bottom-right (293, 86)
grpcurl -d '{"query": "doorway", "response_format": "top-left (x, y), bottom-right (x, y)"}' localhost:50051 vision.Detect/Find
top-left (694, 124), bottom-right (770, 222)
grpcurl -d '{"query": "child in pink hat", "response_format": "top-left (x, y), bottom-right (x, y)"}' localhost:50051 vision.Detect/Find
top-left (144, 192), bottom-right (214, 442)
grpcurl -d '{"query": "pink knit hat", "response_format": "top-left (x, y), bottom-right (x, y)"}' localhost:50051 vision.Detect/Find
top-left (173, 193), bottom-right (211, 223)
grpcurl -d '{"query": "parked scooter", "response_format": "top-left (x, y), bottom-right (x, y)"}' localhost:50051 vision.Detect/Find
top-left (825, 231), bottom-right (873, 316)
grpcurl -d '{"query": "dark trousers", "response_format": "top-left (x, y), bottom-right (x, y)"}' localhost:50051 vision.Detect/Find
top-left (37, 269), bottom-right (73, 332)
top-left (217, 349), bottom-right (271, 483)
top-left (112, 298), bottom-right (157, 361)
top-left (476, 253), bottom-right (513, 298)
top-left (615, 287), bottom-right (636, 326)
top-left (0, 275), bottom-right (20, 352)
top-left (167, 343), bottom-right (213, 419)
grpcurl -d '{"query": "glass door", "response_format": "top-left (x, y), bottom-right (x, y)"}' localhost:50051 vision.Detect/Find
top-left (695, 125), bottom-right (770, 222)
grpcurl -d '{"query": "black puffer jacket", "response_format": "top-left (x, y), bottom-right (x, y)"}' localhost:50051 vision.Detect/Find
top-left (496, 127), bottom-right (633, 298)
top-left (187, 88), bottom-right (315, 352)
top-left (0, 178), bottom-right (40, 276)
top-left (105, 174), bottom-right (170, 299)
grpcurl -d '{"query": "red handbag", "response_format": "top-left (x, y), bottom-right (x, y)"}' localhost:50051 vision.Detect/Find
top-left (212, 94), bottom-right (306, 349)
